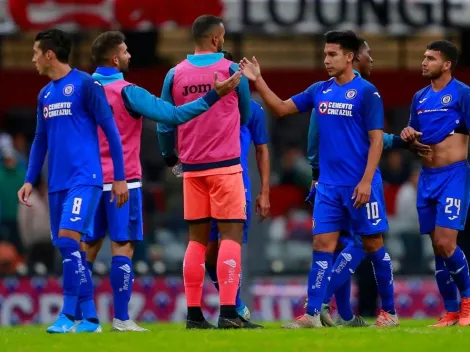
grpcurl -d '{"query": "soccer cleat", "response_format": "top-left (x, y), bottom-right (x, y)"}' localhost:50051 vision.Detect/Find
top-left (186, 319), bottom-right (217, 329)
top-left (46, 314), bottom-right (77, 334)
top-left (238, 315), bottom-right (263, 329)
top-left (320, 303), bottom-right (335, 327)
top-left (336, 315), bottom-right (369, 327)
top-left (112, 318), bottom-right (149, 332)
top-left (373, 310), bottom-right (399, 327)
top-left (73, 319), bottom-right (102, 333)
top-left (458, 298), bottom-right (470, 326)
top-left (281, 314), bottom-right (323, 329)
top-left (236, 304), bottom-right (251, 321)
top-left (429, 312), bottom-right (460, 327)
top-left (217, 316), bottom-right (262, 329)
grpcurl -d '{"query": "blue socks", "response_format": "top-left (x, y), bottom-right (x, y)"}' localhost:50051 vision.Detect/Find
top-left (444, 247), bottom-right (470, 298)
top-left (57, 237), bottom-right (81, 318)
top-left (207, 264), bottom-right (244, 310)
top-left (435, 255), bottom-right (459, 312)
top-left (77, 251), bottom-right (98, 321)
top-left (368, 247), bottom-right (396, 314)
top-left (323, 246), bottom-right (366, 320)
top-left (110, 256), bottom-right (133, 321)
top-left (306, 251), bottom-right (333, 316)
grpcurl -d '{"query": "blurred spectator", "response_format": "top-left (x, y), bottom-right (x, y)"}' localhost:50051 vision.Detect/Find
top-left (0, 134), bottom-right (26, 255)
top-left (0, 241), bottom-right (20, 275)
top-left (17, 176), bottom-right (54, 273)
top-left (381, 150), bottom-right (410, 185)
top-left (280, 143), bottom-right (311, 190)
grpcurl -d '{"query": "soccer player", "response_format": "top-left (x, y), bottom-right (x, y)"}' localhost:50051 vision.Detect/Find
top-left (17, 29), bottom-right (128, 333)
top-left (400, 40), bottom-right (470, 327)
top-left (157, 15), bottom-right (253, 329)
top-left (307, 39), bottom-right (431, 327)
top-left (240, 30), bottom-right (398, 328)
top-left (76, 31), bottom-right (240, 332)
top-left (203, 50), bottom-right (270, 327)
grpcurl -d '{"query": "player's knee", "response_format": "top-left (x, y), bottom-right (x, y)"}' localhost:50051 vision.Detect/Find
top-left (111, 241), bottom-right (134, 258)
top-left (84, 240), bottom-right (102, 262)
top-left (58, 229), bottom-right (81, 242)
top-left (361, 234), bottom-right (384, 253)
top-left (433, 237), bottom-right (457, 258)
top-left (205, 241), bottom-right (218, 267)
top-left (312, 235), bottom-right (336, 253)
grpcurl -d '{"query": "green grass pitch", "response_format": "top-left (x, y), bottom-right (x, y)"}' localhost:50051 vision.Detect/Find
top-left (1, 320), bottom-right (470, 352)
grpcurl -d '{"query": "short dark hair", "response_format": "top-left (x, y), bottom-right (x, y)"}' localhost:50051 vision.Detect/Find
top-left (91, 31), bottom-right (126, 66)
top-left (221, 50), bottom-right (233, 61)
top-left (427, 40), bottom-right (459, 71)
top-left (35, 29), bottom-right (72, 64)
top-left (192, 15), bottom-right (224, 44)
top-left (324, 30), bottom-right (361, 56)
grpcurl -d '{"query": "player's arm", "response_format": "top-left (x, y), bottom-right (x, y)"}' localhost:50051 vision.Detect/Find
top-left (458, 85), bottom-right (470, 134)
top-left (307, 110), bottom-right (319, 178)
top-left (250, 104), bottom-right (270, 221)
top-left (19, 95), bottom-right (48, 206)
top-left (353, 86), bottom-right (384, 208)
top-left (157, 68), bottom-right (178, 168)
top-left (401, 93), bottom-right (422, 142)
top-left (85, 79), bottom-right (128, 207)
top-left (239, 57), bottom-right (308, 118)
top-left (231, 63), bottom-right (251, 125)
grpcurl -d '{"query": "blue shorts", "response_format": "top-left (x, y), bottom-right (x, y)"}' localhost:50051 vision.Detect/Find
top-left (417, 160), bottom-right (470, 235)
top-left (313, 182), bottom-right (389, 236)
top-left (209, 201), bottom-right (251, 244)
top-left (82, 188), bottom-right (143, 243)
top-left (48, 185), bottom-right (102, 246)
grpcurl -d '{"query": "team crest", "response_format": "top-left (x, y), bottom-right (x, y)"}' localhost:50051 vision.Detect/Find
top-left (63, 84), bottom-right (74, 96)
top-left (43, 106), bottom-right (49, 118)
top-left (318, 101), bottom-right (328, 114)
top-left (345, 89), bottom-right (357, 100)
top-left (441, 94), bottom-right (452, 105)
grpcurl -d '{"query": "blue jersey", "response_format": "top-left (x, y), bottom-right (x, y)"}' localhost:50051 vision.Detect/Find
top-left (409, 78), bottom-right (470, 144)
top-left (292, 75), bottom-right (384, 186)
top-left (30, 69), bottom-right (115, 192)
top-left (242, 101), bottom-right (269, 202)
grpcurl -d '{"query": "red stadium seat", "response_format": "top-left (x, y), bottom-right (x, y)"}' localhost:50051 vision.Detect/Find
top-left (383, 183), bottom-right (400, 216)
top-left (269, 185), bottom-right (306, 218)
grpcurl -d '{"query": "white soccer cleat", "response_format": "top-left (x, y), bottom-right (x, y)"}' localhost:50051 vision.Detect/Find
top-left (281, 313), bottom-right (323, 329)
top-left (112, 318), bottom-right (149, 332)
top-left (372, 310), bottom-right (399, 327)
top-left (320, 303), bottom-right (335, 327)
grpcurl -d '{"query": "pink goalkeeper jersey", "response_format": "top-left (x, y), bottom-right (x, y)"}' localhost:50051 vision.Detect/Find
top-left (98, 80), bottom-right (142, 187)
top-left (172, 57), bottom-right (241, 171)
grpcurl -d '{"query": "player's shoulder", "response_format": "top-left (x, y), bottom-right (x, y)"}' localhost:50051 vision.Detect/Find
top-left (452, 78), bottom-right (470, 94)
top-left (308, 80), bottom-right (330, 94)
top-left (250, 100), bottom-right (263, 113)
top-left (357, 77), bottom-right (377, 91)
top-left (37, 82), bottom-right (53, 101)
top-left (413, 85), bottom-right (431, 101)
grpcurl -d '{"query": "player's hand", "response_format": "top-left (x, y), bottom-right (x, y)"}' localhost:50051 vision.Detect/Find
top-left (256, 191), bottom-right (270, 222)
top-left (213, 71), bottom-right (241, 97)
top-left (17, 183), bottom-right (33, 207)
top-left (305, 181), bottom-right (318, 207)
top-left (352, 179), bottom-right (371, 209)
top-left (408, 139), bottom-right (432, 157)
top-left (110, 180), bottom-right (129, 208)
top-left (239, 56), bottom-right (261, 82)
top-left (400, 127), bottom-right (421, 142)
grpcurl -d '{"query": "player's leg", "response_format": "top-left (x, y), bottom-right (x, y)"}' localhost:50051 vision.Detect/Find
top-left (183, 176), bottom-right (214, 329)
top-left (106, 188), bottom-right (147, 332)
top-left (351, 183), bottom-right (397, 327)
top-left (48, 186), bottom-right (103, 333)
top-left (432, 163), bottom-right (470, 326)
top-left (205, 221), bottom-right (220, 292)
top-left (283, 184), bottom-right (341, 329)
top-left (210, 172), bottom-right (259, 328)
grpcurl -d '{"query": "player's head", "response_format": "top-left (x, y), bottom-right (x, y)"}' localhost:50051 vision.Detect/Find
top-left (323, 30), bottom-right (361, 77)
top-left (355, 37), bottom-right (373, 78)
top-left (192, 15), bottom-right (225, 53)
top-left (422, 40), bottom-right (459, 79)
top-left (221, 50), bottom-right (233, 61)
top-left (33, 29), bottom-right (72, 75)
top-left (92, 31), bottom-right (131, 73)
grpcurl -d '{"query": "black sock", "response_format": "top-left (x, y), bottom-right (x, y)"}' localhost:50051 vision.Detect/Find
top-left (64, 313), bottom-right (75, 321)
top-left (220, 305), bottom-right (238, 319)
top-left (86, 318), bottom-right (100, 324)
top-left (187, 307), bottom-right (204, 322)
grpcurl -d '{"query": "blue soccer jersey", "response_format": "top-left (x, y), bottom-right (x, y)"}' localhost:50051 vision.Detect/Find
top-left (292, 75), bottom-right (384, 186)
top-left (26, 69), bottom-right (121, 192)
top-left (409, 78), bottom-right (470, 144)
